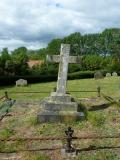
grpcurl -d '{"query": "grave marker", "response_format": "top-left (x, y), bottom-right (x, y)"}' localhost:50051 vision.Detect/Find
top-left (112, 72), bottom-right (118, 77)
top-left (16, 79), bottom-right (27, 86)
top-left (37, 44), bottom-right (84, 123)
top-left (106, 73), bottom-right (111, 77)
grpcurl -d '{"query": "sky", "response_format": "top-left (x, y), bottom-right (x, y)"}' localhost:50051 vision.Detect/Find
top-left (0, 0), bottom-right (120, 50)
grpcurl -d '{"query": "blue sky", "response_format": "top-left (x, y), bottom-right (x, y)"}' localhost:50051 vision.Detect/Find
top-left (0, 0), bottom-right (120, 50)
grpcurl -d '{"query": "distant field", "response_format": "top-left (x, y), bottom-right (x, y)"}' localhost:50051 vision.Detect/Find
top-left (0, 77), bottom-right (120, 100)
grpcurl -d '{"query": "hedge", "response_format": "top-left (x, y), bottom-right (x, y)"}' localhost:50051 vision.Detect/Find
top-left (1, 70), bottom-right (119, 86)
top-left (0, 71), bottom-right (95, 86)
top-left (68, 71), bottom-right (95, 79)
top-left (0, 75), bottom-right (57, 86)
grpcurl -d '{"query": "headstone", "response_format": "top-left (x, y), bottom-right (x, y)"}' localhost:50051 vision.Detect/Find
top-left (106, 73), bottom-right (111, 77)
top-left (16, 79), bottom-right (27, 86)
top-left (94, 71), bottom-right (104, 80)
top-left (112, 72), bottom-right (118, 77)
top-left (37, 44), bottom-right (84, 123)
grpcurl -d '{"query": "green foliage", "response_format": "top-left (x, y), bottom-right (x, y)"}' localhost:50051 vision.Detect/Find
top-left (68, 64), bottom-right (82, 73)
top-left (0, 47), bottom-right (29, 76)
top-left (11, 47), bottom-right (29, 75)
top-left (27, 116), bottom-right (38, 126)
top-left (30, 62), bottom-right (58, 76)
top-left (83, 55), bottom-right (103, 70)
top-left (46, 38), bottom-right (62, 55)
top-left (34, 154), bottom-right (51, 160)
top-left (88, 112), bottom-right (106, 127)
top-left (0, 28), bottom-right (120, 77)
top-left (26, 154), bottom-right (51, 160)
top-left (76, 151), bottom-right (120, 160)
top-left (0, 48), bottom-right (11, 73)
top-left (0, 128), bottom-right (14, 139)
top-left (68, 71), bottom-right (95, 79)
top-left (27, 48), bottom-right (46, 60)
top-left (0, 71), bottom-right (95, 85)
top-left (0, 75), bottom-right (58, 86)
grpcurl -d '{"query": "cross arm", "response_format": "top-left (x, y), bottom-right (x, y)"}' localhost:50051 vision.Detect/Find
top-left (46, 55), bottom-right (60, 63)
top-left (47, 55), bottom-right (82, 64)
top-left (69, 56), bottom-right (82, 64)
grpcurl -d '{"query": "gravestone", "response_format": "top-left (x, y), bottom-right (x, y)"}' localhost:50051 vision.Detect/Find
top-left (37, 44), bottom-right (84, 123)
top-left (112, 72), bottom-right (118, 77)
top-left (94, 71), bottom-right (104, 80)
top-left (106, 73), bottom-right (111, 77)
top-left (16, 79), bottom-right (27, 86)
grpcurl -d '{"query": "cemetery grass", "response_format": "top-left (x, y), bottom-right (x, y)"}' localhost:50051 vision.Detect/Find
top-left (0, 77), bottom-right (120, 160)
top-left (0, 76), bottom-right (120, 100)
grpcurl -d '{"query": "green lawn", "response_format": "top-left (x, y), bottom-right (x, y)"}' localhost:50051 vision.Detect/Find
top-left (0, 76), bottom-right (120, 100)
top-left (0, 77), bottom-right (120, 160)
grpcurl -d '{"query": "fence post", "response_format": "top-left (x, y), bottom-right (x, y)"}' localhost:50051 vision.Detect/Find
top-left (65, 127), bottom-right (75, 153)
top-left (97, 86), bottom-right (101, 97)
top-left (4, 91), bottom-right (9, 100)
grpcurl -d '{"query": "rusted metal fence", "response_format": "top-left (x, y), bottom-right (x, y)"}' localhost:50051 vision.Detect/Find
top-left (0, 87), bottom-right (101, 122)
top-left (0, 127), bottom-right (120, 154)
top-left (3, 86), bottom-right (101, 97)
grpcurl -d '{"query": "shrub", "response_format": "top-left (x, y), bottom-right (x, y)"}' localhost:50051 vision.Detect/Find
top-left (68, 71), bottom-right (95, 79)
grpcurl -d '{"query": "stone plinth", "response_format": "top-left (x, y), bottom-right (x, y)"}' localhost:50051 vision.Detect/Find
top-left (37, 44), bottom-right (84, 123)
top-left (37, 94), bottom-right (84, 123)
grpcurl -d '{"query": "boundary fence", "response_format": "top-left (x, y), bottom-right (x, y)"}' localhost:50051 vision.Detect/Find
top-left (1, 90), bottom-right (120, 156)
top-left (0, 87), bottom-right (101, 122)
top-left (2, 86), bottom-right (101, 97)
top-left (0, 127), bottom-right (120, 154)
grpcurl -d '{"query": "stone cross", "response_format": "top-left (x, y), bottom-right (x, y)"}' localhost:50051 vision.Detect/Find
top-left (47, 44), bottom-right (81, 96)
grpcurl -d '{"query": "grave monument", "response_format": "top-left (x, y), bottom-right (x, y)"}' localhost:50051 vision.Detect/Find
top-left (37, 44), bottom-right (84, 123)
top-left (16, 79), bottom-right (27, 86)
top-left (112, 72), bottom-right (118, 77)
top-left (106, 73), bottom-right (111, 77)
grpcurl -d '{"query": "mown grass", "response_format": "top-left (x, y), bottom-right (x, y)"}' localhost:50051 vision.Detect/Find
top-left (0, 77), bottom-right (120, 160)
top-left (0, 76), bottom-right (120, 100)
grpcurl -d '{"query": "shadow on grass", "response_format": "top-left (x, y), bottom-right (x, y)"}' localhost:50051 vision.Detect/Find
top-left (0, 85), bottom-right (15, 90)
top-left (77, 103), bottom-right (88, 119)
top-left (76, 145), bottom-right (120, 155)
top-left (88, 102), bottom-right (112, 111)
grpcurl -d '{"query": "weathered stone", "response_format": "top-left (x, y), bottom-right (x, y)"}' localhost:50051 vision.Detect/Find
top-left (47, 44), bottom-right (82, 95)
top-left (37, 110), bottom-right (84, 123)
top-left (112, 72), bottom-right (118, 77)
top-left (50, 93), bottom-right (72, 102)
top-left (37, 44), bottom-right (84, 123)
top-left (94, 71), bottom-right (104, 80)
top-left (44, 102), bottom-right (78, 112)
top-left (38, 111), bottom-right (60, 123)
top-left (47, 55), bottom-right (82, 64)
top-left (16, 79), bottom-right (27, 86)
top-left (106, 73), bottom-right (111, 77)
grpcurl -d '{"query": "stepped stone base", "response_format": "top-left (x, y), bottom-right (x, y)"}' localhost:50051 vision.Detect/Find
top-left (37, 93), bottom-right (84, 123)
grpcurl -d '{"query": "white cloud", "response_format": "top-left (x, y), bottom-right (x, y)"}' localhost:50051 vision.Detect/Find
top-left (0, 0), bottom-right (120, 50)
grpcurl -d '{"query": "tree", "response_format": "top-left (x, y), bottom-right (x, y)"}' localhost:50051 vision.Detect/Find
top-left (83, 55), bottom-right (103, 70)
top-left (0, 48), bottom-right (11, 69)
top-left (10, 47), bottom-right (29, 75)
top-left (27, 48), bottom-right (46, 60)
top-left (46, 39), bottom-right (62, 55)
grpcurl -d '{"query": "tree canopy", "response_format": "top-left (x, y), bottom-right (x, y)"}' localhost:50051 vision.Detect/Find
top-left (0, 28), bottom-right (120, 76)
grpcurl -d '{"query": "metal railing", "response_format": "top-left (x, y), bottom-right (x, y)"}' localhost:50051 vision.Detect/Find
top-left (0, 127), bottom-right (120, 154)
top-left (3, 86), bottom-right (101, 97)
